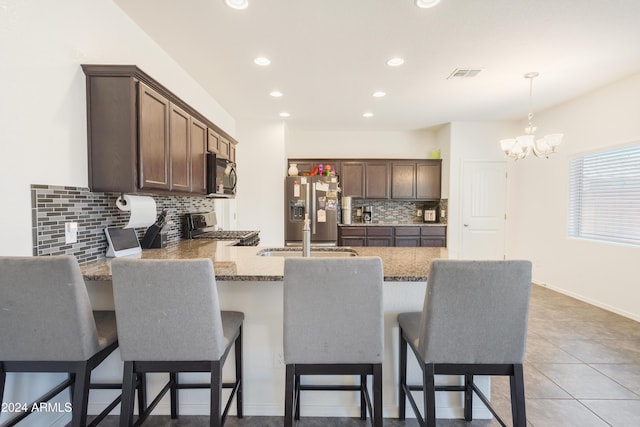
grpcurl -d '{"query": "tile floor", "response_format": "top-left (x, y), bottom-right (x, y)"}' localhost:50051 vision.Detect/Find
top-left (102, 285), bottom-right (640, 426)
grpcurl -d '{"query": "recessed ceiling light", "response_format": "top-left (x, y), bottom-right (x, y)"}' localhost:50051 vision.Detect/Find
top-left (270, 91), bottom-right (283, 98)
top-left (280, 112), bottom-right (290, 118)
top-left (372, 91), bottom-right (386, 98)
top-left (386, 57), bottom-right (405, 67)
top-left (225, 0), bottom-right (249, 10)
top-left (363, 112), bottom-right (374, 118)
top-left (254, 57), bottom-right (271, 66)
top-left (415, 0), bottom-right (440, 8)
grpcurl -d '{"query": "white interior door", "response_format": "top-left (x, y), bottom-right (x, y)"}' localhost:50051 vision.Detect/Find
top-left (461, 161), bottom-right (507, 259)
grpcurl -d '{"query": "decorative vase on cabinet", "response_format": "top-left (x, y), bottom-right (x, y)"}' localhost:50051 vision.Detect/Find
top-left (288, 163), bottom-right (299, 176)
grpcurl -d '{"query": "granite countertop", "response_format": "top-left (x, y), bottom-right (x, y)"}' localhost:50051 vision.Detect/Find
top-left (338, 223), bottom-right (446, 227)
top-left (81, 240), bottom-right (447, 282)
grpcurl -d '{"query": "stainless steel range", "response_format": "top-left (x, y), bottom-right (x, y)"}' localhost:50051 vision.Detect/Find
top-left (184, 212), bottom-right (260, 246)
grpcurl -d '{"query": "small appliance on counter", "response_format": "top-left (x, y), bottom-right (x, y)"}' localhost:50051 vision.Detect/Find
top-left (362, 206), bottom-right (373, 223)
top-left (184, 212), bottom-right (260, 246)
top-left (104, 228), bottom-right (141, 258)
top-left (423, 207), bottom-right (437, 223)
top-left (141, 208), bottom-right (168, 249)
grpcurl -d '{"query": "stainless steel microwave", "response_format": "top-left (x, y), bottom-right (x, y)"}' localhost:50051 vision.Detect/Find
top-left (207, 153), bottom-right (237, 197)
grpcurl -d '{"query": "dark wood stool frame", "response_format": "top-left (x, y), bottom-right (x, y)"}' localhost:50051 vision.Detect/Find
top-left (118, 325), bottom-right (242, 427)
top-left (284, 362), bottom-right (383, 427)
top-left (0, 340), bottom-right (144, 427)
top-left (398, 328), bottom-right (526, 427)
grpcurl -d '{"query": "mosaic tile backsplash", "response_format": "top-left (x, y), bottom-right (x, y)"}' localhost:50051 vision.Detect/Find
top-left (31, 184), bottom-right (446, 264)
top-left (31, 185), bottom-right (215, 264)
top-left (347, 199), bottom-right (447, 224)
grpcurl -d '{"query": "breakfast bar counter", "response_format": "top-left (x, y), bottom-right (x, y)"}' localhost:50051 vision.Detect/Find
top-left (80, 240), bottom-right (448, 282)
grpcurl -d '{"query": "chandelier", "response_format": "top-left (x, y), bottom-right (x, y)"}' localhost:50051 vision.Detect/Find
top-left (500, 72), bottom-right (563, 160)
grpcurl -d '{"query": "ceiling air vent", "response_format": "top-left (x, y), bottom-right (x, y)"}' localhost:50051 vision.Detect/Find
top-left (447, 68), bottom-right (482, 80)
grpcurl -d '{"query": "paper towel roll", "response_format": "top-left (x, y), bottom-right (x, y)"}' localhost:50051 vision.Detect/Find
top-left (116, 195), bottom-right (157, 229)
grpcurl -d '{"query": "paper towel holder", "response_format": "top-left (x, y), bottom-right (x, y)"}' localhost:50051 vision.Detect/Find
top-left (116, 193), bottom-right (128, 207)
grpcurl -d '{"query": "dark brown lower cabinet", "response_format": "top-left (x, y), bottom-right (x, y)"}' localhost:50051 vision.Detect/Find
top-left (421, 226), bottom-right (447, 247)
top-left (366, 227), bottom-right (393, 247)
top-left (339, 226), bottom-right (366, 246)
top-left (339, 225), bottom-right (446, 247)
top-left (394, 226), bottom-right (421, 247)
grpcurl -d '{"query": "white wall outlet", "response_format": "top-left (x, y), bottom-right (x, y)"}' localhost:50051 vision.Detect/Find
top-left (416, 209), bottom-right (423, 217)
top-left (64, 222), bottom-right (78, 244)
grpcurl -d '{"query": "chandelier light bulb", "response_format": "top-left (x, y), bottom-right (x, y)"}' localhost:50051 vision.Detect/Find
top-left (225, 0), bottom-right (249, 10)
top-left (415, 0), bottom-right (441, 8)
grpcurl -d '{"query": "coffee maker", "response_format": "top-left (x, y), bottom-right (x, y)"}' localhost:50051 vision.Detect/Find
top-left (363, 206), bottom-right (373, 223)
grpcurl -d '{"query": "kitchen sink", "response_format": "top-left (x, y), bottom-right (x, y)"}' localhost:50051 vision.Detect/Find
top-left (256, 247), bottom-right (358, 257)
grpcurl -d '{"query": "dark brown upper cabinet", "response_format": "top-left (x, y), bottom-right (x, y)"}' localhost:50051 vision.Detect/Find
top-left (391, 162), bottom-right (416, 199)
top-left (287, 158), bottom-right (441, 201)
top-left (392, 160), bottom-right (442, 200)
top-left (82, 64), bottom-right (238, 196)
top-left (138, 83), bottom-right (170, 191)
top-left (416, 161), bottom-right (441, 200)
top-left (169, 102), bottom-right (191, 192)
top-left (365, 161), bottom-right (390, 199)
top-left (190, 117), bottom-right (207, 194)
top-left (341, 162), bottom-right (366, 198)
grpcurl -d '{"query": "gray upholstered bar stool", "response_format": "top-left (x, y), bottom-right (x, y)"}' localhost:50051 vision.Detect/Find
top-left (397, 259), bottom-right (532, 427)
top-left (111, 258), bottom-right (243, 427)
top-left (0, 255), bottom-right (121, 427)
top-left (283, 257), bottom-right (384, 427)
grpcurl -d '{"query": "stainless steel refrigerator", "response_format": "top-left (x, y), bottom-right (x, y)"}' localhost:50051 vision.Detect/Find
top-left (285, 176), bottom-right (339, 246)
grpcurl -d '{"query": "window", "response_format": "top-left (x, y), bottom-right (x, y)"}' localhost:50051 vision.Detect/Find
top-left (568, 144), bottom-right (640, 246)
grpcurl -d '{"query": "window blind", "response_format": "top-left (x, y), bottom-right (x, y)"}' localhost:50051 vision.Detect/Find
top-left (568, 144), bottom-right (640, 246)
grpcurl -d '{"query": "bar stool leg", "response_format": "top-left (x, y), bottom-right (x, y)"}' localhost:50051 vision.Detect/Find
top-left (235, 327), bottom-right (243, 418)
top-left (360, 374), bottom-right (367, 420)
top-left (70, 362), bottom-right (90, 427)
top-left (294, 373), bottom-right (301, 420)
top-left (170, 372), bottom-right (179, 419)
top-left (210, 361), bottom-right (222, 427)
top-left (424, 363), bottom-right (436, 427)
top-left (120, 361), bottom-right (136, 427)
top-left (0, 363), bottom-right (6, 406)
top-left (464, 373), bottom-right (473, 421)
top-left (137, 373), bottom-right (147, 414)
top-left (373, 364), bottom-right (383, 427)
top-left (284, 364), bottom-right (295, 427)
top-left (511, 364), bottom-right (526, 427)
top-left (398, 329), bottom-right (408, 420)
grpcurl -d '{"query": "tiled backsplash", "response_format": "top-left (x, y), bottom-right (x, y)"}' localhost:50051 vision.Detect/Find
top-left (31, 184), bottom-right (215, 264)
top-left (348, 199), bottom-right (447, 224)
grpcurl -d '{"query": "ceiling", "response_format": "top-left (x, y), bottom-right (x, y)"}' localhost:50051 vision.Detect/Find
top-left (113, 0), bottom-right (640, 131)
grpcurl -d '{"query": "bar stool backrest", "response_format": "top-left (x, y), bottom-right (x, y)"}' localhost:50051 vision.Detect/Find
top-left (283, 256), bottom-right (384, 365)
top-left (0, 255), bottom-right (100, 361)
top-left (111, 258), bottom-right (226, 361)
top-left (418, 259), bottom-right (532, 364)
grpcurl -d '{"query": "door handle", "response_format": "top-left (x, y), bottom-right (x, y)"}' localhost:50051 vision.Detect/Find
top-left (464, 224), bottom-right (469, 227)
